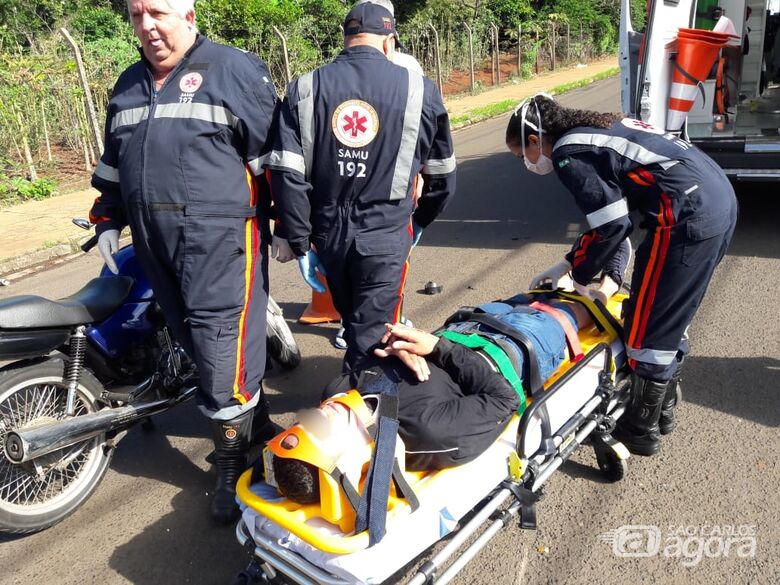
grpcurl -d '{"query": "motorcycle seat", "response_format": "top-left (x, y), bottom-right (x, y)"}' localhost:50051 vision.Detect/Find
top-left (0, 276), bottom-right (134, 329)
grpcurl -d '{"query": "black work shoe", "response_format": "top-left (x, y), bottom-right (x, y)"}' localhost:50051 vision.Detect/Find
top-left (210, 410), bottom-right (253, 525)
top-left (613, 423), bottom-right (662, 456)
top-left (613, 373), bottom-right (668, 457)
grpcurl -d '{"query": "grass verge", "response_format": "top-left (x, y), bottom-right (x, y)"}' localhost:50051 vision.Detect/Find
top-left (450, 66), bottom-right (620, 129)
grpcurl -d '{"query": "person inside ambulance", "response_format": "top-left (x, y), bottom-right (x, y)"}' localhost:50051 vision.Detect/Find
top-left (266, 275), bottom-right (623, 505)
top-left (506, 94), bottom-right (737, 457)
top-left (269, 3), bottom-right (456, 372)
top-left (88, 0), bottom-right (278, 524)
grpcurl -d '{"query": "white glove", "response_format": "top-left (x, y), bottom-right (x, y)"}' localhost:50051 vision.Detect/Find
top-left (528, 259), bottom-right (572, 290)
top-left (97, 229), bottom-right (120, 274)
top-left (271, 235), bottom-right (295, 263)
top-left (573, 280), bottom-right (595, 300)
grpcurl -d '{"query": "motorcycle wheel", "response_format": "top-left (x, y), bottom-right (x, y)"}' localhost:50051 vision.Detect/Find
top-left (266, 296), bottom-right (301, 370)
top-left (0, 359), bottom-right (113, 534)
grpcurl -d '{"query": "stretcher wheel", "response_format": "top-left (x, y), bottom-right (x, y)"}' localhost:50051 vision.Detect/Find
top-left (232, 562), bottom-right (286, 585)
top-left (595, 448), bottom-right (627, 482)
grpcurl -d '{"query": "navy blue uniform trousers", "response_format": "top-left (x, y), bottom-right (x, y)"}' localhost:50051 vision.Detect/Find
top-left (622, 173), bottom-right (737, 381)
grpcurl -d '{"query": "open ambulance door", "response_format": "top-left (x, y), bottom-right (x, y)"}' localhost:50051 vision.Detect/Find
top-left (623, 0), bottom-right (780, 180)
top-left (620, 0), bottom-right (698, 127)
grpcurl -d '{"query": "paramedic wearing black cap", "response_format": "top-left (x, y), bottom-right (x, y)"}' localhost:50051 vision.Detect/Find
top-left (270, 3), bottom-right (457, 371)
top-left (505, 95), bottom-right (737, 457)
top-left (87, 0), bottom-right (278, 523)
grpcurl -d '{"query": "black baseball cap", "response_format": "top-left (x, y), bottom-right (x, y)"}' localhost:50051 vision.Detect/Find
top-left (343, 3), bottom-right (402, 47)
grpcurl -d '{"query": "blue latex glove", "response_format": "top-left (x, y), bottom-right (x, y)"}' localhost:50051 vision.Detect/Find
top-left (412, 221), bottom-right (423, 248)
top-left (297, 250), bottom-right (327, 293)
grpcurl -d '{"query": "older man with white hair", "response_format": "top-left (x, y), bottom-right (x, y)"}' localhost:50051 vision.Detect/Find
top-left (88, 0), bottom-right (279, 524)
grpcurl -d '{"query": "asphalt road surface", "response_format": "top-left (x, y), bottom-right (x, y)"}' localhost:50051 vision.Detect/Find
top-left (1, 76), bottom-right (778, 585)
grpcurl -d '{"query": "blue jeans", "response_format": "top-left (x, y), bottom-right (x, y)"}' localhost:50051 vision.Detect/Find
top-left (445, 302), bottom-right (575, 386)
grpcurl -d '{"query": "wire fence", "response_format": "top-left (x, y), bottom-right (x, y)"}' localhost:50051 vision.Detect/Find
top-left (0, 19), bottom-right (614, 190)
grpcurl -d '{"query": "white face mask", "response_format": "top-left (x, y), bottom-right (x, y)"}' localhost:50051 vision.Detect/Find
top-left (517, 94), bottom-right (555, 176)
top-left (524, 153), bottom-right (554, 175)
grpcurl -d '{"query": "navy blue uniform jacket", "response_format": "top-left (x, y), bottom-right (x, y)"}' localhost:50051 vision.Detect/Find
top-left (552, 119), bottom-right (735, 285)
top-left (269, 46), bottom-right (456, 257)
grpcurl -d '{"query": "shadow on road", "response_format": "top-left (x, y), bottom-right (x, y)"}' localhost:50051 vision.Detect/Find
top-left (682, 355), bottom-right (780, 428)
top-left (418, 150), bottom-right (779, 263)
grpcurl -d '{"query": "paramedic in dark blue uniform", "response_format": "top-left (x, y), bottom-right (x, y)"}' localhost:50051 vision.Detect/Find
top-left (87, 0), bottom-right (277, 523)
top-left (506, 95), bottom-right (737, 457)
top-left (270, 3), bottom-right (457, 371)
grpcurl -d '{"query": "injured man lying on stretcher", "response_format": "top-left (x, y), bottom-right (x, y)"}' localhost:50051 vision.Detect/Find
top-left (268, 275), bottom-right (623, 506)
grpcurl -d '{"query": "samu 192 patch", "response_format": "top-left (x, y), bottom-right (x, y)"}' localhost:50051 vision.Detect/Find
top-left (558, 157), bottom-right (571, 168)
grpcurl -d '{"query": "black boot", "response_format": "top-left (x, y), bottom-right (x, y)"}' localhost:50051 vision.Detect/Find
top-left (210, 410), bottom-right (253, 525)
top-left (659, 372), bottom-right (681, 435)
top-left (250, 388), bottom-right (281, 444)
top-left (613, 373), bottom-right (668, 456)
top-left (205, 387), bottom-right (279, 465)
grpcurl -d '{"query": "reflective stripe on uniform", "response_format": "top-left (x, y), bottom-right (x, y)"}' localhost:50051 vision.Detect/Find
top-left (94, 160), bottom-right (119, 183)
top-left (202, 390), bottom-right (261, 421)
top-left (234, 168), bottom-right (261, 402)
top-left (296, 72), bottom-right (315, 180)
top-left (247, 154), bottom-right (269, 175)
top-left (626, 347), bottom-right (678, 365)
top-left (110, 106), bottom-right (149, 133)
top-left (154, 102), bottom-right (239, 128)
top-left (554, 133), bottom-right (674, 167)
top-left (422, 154), bottom-right (456, 176)
top-left (586, 198), bottom-right (629, 229)
top-left (627, 192), bottom-right (674, 362)
top-left (267, 150), bottom-right (306, 175)
top-left (390, 70), bottom-right (425, 201)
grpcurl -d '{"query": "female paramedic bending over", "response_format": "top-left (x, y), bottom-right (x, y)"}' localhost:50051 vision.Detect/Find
top-left (505, 94), bottom-right (737, 457)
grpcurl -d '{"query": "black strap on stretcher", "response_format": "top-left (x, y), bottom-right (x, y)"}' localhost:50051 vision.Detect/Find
top-left (353, 368), bottom-right (419, 546)
top-left (465, 313), bottom-right (545, 396)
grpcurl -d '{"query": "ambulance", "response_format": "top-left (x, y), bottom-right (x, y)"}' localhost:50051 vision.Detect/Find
top-left (620, 0), bottom-right (780, 180)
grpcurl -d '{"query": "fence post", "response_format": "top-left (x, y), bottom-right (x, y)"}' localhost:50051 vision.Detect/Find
top-left (495, 23), bottom-right (501, 85)
top-left (580, 22), bottom-right (584, 63)
top-left (60, 27), bottom-right (103, 158)
top-left (566, 22), bottom-right (571, 64)
top-left (489, 22), bottom-right (500, 86)
top-left (272, 26), bottom-right (292, 86)
top-left (535, 28), bottom-right (540, 74)
top-left (41, 101), bottom-right (52, 162)
top-left (428, 23), bottom-right (443, 92)
top-left (463, 22), bottom-right (476, 92)
top-left (550, 21), bottom-right (556, 71)
top-left (517, 23), bottom-right (522, 78)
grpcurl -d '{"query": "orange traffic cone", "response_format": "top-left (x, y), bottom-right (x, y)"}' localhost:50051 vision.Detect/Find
top-left (299, 273), bottom-right (341, 324)
top-left (666, 29), bottom-right (734, 131)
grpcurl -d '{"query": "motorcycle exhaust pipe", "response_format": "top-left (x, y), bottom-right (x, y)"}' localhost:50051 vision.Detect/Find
top-left (4, 385), bottom-right (197, 464)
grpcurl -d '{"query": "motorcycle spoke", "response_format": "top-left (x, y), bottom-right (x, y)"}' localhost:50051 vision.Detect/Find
top-left (0, 382), bottom-right (95, 507)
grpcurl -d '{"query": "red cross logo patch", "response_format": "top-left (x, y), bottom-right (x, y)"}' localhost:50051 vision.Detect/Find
top-left (622, 118), bottom-right (665, 135)
top-left (179, 72), bottom-right (203, 93)
top-left (332, 100), bottom-right (379, 148)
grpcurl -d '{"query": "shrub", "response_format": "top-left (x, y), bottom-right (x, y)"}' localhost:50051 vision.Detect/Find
top-left (0, 176), bottom-right (57, 205)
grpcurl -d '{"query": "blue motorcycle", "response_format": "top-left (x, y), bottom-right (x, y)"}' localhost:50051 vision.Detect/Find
top-left (0, 223), bottom-right (299, 534)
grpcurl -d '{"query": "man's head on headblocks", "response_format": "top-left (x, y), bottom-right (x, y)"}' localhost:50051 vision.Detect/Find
top-left (268, 392), bottom-right (375, 505)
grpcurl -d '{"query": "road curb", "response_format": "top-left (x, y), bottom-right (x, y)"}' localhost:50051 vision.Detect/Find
top-left (0, 235), bottom-right (132, 284)
top-left (449, 66), bottom-right (620, 131)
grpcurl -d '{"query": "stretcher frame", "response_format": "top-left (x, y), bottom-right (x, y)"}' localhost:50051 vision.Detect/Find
top-left (233, 342), bottom-right (632, 585)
